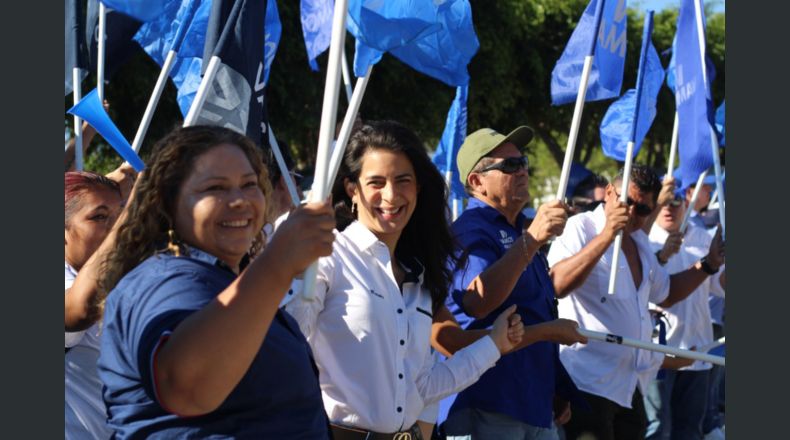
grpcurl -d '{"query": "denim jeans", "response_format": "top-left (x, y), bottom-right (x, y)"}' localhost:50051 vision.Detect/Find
top-left (443, 407), bottom-right (559, 440)
top-left (645, 369), bottom-right (710, 440)
top-left (702, 323), bottom-right (726, 434)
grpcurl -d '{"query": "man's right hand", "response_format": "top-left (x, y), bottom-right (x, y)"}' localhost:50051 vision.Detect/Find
top-left (603, 197), bottom-right (630, 240)
top-left (525, 200), bottom-right (569, 246)
top-left (536, 319), bottom-right (588, 346)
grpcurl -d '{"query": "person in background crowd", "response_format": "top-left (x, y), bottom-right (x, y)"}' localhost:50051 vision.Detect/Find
top-left (65, 171), bottom-right (124, 440)
top-left (547, 165), bottom-right (724, 440)
top-left (438, 126), bottom-right (588, 440)
top-left (286, 120), bottom-right (526, 440)
top-left (97, 125), bottom-right (335, 438)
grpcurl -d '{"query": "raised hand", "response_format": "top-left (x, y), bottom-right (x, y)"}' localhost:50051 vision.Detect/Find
top-left (525, 200), bottom-right (569, 245)
top-left (657, 230), bottom-right (684, 264)
top-left (267, 199), bottom-right (336, 278)
top-left (490, 305), bottom-right (525, 354)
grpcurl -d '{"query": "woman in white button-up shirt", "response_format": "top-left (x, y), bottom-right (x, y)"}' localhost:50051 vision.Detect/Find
top-left (286, 120), bottom-right (523, 439)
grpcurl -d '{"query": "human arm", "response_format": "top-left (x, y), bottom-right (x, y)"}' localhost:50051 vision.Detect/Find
top-left (661, 354), bottom-right (695, 370)
top-left (461, 201), bottom-right (568, 318)
top-left (641, 177), bottom-right (676, 233)
top-left (659, 226), bottom-right (725, 308)
top-left (152, 201), bottom-right (335, 416)
top-left (430, 304), bottom-right (489, 357)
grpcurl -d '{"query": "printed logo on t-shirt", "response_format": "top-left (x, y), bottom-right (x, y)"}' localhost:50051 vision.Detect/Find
top-left (499, 229), bottom-right (514, 248)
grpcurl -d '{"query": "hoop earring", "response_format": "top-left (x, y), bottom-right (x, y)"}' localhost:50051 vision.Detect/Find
top-left (167, 229), bottom-right (181, 257)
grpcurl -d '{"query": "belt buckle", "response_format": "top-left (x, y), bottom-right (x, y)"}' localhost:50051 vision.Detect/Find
top-left (392, 433), bottom-right (412, 440)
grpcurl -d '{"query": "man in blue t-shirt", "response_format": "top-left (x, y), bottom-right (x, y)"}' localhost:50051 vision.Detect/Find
top-left (439, 127), bottom-right (586, 440)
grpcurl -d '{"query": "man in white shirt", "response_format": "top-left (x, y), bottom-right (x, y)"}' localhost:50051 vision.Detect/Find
top-left (547, 165), bottom-right (725, 440)
top-left (644, 191), bottom-right (726, 440)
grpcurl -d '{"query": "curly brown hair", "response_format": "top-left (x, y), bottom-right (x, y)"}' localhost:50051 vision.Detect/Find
top-left (98, 125), bottom-right (272, 300)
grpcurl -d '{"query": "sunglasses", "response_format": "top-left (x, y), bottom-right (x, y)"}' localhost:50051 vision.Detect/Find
top-left (613, 190), bottom-right (654, 217)
top-left (668, 194), bottom-right (684, 207)
top-left (478, 156), bottom-right (529, 174)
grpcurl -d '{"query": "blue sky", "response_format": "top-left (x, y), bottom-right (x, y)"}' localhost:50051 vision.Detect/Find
top-left (633, 0), bottom-right (726, 13)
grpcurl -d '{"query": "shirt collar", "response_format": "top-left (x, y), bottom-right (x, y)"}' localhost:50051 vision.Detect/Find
top-left (177, 245), bottom-right (247, 272)
top-left (343, 220), bottom-right (384, 253)
top-left (467, 197), bottom-right (526, 230)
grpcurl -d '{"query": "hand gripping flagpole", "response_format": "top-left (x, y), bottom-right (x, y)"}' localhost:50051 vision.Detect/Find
top-left (608, 12), bottom-right (654, 295)
top-left (692, 0), bottom-right (725, 237)
top-left (577, 328), bottom-right (725, 366)
top-left (132, 0), bottom-right (200, 153)
top-left (555, 0), bottom-right (607, 200)
top-left (302, 0), bottom-right (350, 301)
top-left (97, 2), bottom-right (107, 101)
top-left (326, 65), bottom-right (374, 191)
top-left (679, 169), bottom-right (709, 234)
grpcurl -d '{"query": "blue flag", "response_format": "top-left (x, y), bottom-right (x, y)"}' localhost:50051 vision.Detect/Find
top-left (675, 0), bottom-right (716, 189)
top-left (262, 0), bottom-right (282, 87)
top-left (551, 0), bottom-right (628, 105)
top-left (600, 27), bottom-right (664, 161)
top-left (551, 0), bottom-right (627, 105)
top-left (67, 89), bottom-right (146, 171)
top-left (134, 0), bottom-right (210, 117)
top-left (193, 0), bottom-right (269, 146)
top-left (432, 85), bottom-right (468, 199)
top-left (300, 0), bottom-right (333, 71)
top-left (666, 35), bottom-right (716, 93)
top-left (715, 100), bottom-right (725, 146)
top-left (389, 0), bottom-right (479, 87)
top-left (65, 0), bottom-right (88, 95)
top-left (100, 0), bottom-right (170, 22)
top-left (347, 0), bottom-right (443, 76)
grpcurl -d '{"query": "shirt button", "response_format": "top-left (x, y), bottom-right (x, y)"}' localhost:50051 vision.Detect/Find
top-left (398, 373), bottom-right (404, 379)
top-left (400, 339), bottom-right (405, 346)
top-left (397, 308), bottom-right (403, 314)
top-left (397, 407), bottom-right (402, 413)
top-left (288, 289), bottom-right (293, 295)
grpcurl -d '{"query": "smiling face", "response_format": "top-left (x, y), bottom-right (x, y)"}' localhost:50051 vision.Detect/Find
top-left (346, 148), bottom-right (419, 250)
top-left (65, 186), bottom-right (122, 271)
top-left (173, 143), bottom-right (266, 270)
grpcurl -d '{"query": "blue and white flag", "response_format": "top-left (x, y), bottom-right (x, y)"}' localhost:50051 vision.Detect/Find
top-left (389, 0), bottom-right (479, 87)
top-left (67, 89), bottom-right (145, 171)
top-left (600, 27), bottom-right (664, 161)
top-left (432, 85), bottom-right (468, 199)
top-left (551, 0), bottom-right (628, 105)
top-left (715, 100), bottom-right (725, 146)
top-left (666, 35), bottom-right (715, 93)
top-left (300, 0), bottom-right (333, 71)
top-left (674, 0), bottom-right (716, 189)
top-left (347, 0), bottom-right (443, 76)
top-left (195, 0), bottom-right (270, 146)
top-left (65, 0), bottom-right (88, 95)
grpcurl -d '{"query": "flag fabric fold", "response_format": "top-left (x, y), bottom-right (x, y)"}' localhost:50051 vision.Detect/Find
top-left (67, 89), bottom-right (146, 171)
top-left (600, 37), bottom-right (665, 161)
top-left (432, 85), bottom-right (469, 200)
top-left (551, 0), bottom-right (628, 106)
top-left (715, 100), bottom-right (725, 146)
top-left (300, 0), bottom-right (334, 71)
top-left (99, 0), bottom-right (171, 22)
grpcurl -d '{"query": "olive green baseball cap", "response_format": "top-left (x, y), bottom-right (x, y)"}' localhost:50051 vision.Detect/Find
top-left (456, 126), bottom-right (535, 187)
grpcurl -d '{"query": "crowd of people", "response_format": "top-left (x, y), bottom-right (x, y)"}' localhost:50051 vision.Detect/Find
top-left (65, 120), bottom-right (725, 440)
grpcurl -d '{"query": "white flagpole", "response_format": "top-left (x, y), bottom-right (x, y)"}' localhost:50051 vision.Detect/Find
top-left (699, 336), bottom-right (725, 353)
top-left (267, 124), bottom-right (301, 206)
top-left (667, 112), bottom-right (679, 177)
top-left (97, 3), bottom-right (107, 101)
top-left (555, 54), bottom-right (594, 200)
top-left (132, 50), bottom-right (178, 152)
top-left (73, 68), bottom-right (84, 171)
top-left (577, 328), bottom-right (725, 366)
top-left (607, 140), bottom-right (635, 295)
top-left (326, 65), bottom-right (373, 190)
top-left (341, 48), bottom-right (354, 103)
top-left (708, 186), bottom-right (718, 209)
top-left (692, 0), bottom-right (726, 237)
top-left (302, 0), bottom-right (350, 300)
top-left (183, 56), bottom-right (222, 127)
top-left (679, 169), bottom-right (708, 234)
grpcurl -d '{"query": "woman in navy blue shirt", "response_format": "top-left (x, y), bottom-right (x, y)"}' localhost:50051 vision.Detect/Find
top-left (97, 126), bottom-right (335, 439)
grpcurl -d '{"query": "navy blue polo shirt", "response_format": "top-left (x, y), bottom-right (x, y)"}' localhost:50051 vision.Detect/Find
top-left (98, 247), bottom-right (329, 439)
top-left (440, 198), bottom-right (580, 428)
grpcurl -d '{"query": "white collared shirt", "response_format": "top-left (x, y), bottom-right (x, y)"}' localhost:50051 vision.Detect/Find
top-left (648, 224), bottom-right (725, 370)
top-left (547, 205), bottom-right (669, 408)
top-left (285, 221), bottom-right (500, 432)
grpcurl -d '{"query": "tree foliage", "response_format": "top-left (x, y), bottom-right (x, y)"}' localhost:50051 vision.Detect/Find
top-left (66, 0), bottom-right (724, 200)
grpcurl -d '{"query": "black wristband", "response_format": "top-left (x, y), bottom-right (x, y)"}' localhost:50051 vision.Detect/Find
top-left (700, 256), bottom-right (719, 275)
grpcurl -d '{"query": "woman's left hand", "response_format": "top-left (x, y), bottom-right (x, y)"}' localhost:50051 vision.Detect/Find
top-left (490, 305), bottom-right (524, 354)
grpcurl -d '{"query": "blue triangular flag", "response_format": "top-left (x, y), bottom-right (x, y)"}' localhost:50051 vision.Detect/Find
top-left (432, 85), bottom-right (469, 200)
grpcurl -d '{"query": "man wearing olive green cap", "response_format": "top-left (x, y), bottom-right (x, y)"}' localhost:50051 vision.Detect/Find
top-left (439, 127), bottom-right (585, 440)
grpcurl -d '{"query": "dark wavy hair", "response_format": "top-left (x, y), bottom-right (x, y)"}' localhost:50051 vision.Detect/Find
top-left (331, 120), bottom-right (457, 311)
top-left (99, 125), bottom-right (272, 299)
top-left (614, 164), bottom-right (662, 203)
